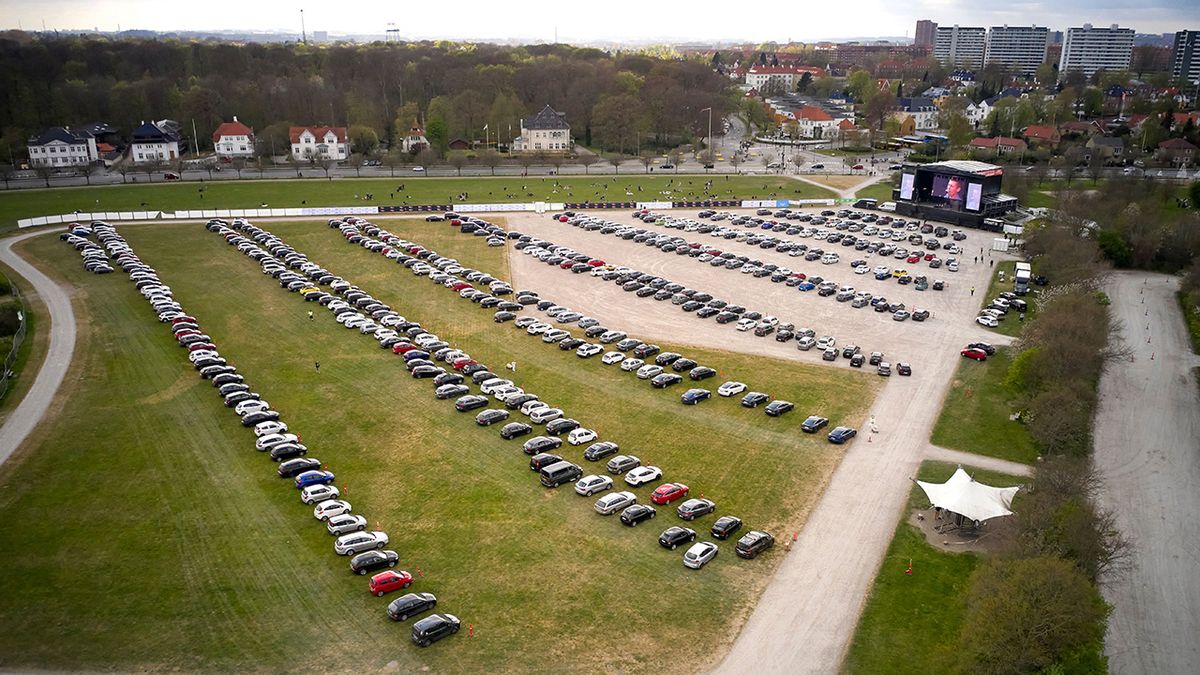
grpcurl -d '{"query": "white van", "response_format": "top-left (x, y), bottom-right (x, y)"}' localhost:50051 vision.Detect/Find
top-left (879, 201), bottom-right (897, 212)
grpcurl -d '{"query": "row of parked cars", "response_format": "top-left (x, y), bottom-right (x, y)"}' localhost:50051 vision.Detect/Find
top-left (323, 216), bottom-right (780, 568)
top-left (203, 218), bottom-right (461, 647)
top-left (975, 291), bottom-right (1029, 328)
top-left (61, 223), bottom-right (114, 273)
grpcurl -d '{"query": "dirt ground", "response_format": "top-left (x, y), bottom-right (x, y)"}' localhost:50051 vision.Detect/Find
top-left (501, 207), bottom-right (1023, 673)
top-left (908, 508), bottom-right (1018, 556)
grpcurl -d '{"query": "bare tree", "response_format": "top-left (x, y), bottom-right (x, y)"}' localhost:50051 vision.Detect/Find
top-left (728, 152), bottom-right (742, 173)
top-left (668, 149), bottom-right (682, 172)
top-left (639, 151), bottom-right (655, 173)
top-left (606, 153), bottom-right (625, 174)
top-left (76, 162), bottom-right (101, 186)
top-left (33, 165), bottom-right (54, 187)
top-left (516, 153), bottom-right (536, 175)
top-left (116, 164), bottom-right (132, 184)
top-left (140, 160), bottom-right (162, 183)
top-left (477, 149), bottom-right (502, 176)
top-left (349, 152), bottom-right (365, 177)
top-left (0, 165), bottom-right (14, 189)
top-left (231, 158), bottom-right (246, 179)
top-left (447, 152), bottom-right (468, 176)
top-left (319, 159), bottom-right (337, 179)
top-left (548, 154), bottom-right (565, 176)
top-left (254, 156), bottom-right (266, 178)
top-left (579, 153), bottom-right (601, 174)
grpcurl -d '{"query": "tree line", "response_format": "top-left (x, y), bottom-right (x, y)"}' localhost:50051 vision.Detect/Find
top-left (0, 33), bottom-right (734, 162)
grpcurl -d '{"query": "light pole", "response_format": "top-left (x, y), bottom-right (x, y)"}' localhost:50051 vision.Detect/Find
top-left (701, 107), bottom-right (712, 170)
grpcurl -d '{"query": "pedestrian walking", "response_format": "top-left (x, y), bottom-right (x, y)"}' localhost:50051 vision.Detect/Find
top-left (307, 310), bottom-right (314, 321)
top-left (970, 286), bottom-right (975, 296)
top-left (989, 259), bottom-right (994, 268)
top-left (974, 256), bottom-right (978, 264)
top-left (315, 361), bottom-right (321, 373)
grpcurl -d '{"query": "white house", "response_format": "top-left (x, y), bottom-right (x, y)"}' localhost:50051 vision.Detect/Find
top-left (130, 120), bottom-right (184, 165)
top-left (26, 126), bottom-right (99, 167)
top-left (400, 119), bottom-right (429, 154)
top-left (212, 117), bottom-right (255, 159)
top-left (512, 105), bottom-right (571, 154)
top-left (745, 65), bottom-right (826, 92)
top-left (290, 126), bottom-right (349, 161)
top-left (897, 97), bottom-right (939, 130)
top-left (964, 101), bottom-right (987, 125)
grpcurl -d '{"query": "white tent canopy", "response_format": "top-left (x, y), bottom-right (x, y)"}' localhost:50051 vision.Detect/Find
top-left (916, 467), bottom-right (1020, 523)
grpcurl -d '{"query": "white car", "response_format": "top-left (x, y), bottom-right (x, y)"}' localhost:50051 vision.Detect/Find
top-left (874, 265), bottom-right (890, 276)
top-left (816, 335), bottom-right (836, 350)
top-left (595, 491), bottom-right (637, 515)
top-left (636, 364), bottom-right (663, 379)
top-left (683, 541), bottom-right (719, 569)
top-left (327, 514), bottom-right (369, 536)
top-left (188, 350), bottom-right (219, 363)
top-left (625, 465), bottom-right (664, 487)
top-left (717, 381), bottom-right (746, 397)
top-left (976, 315), bottom-right (1000, 328)
top-left (576, 343), bottom-right (603, 358)
top-left (334, 530), bottom-right (389, 555)
top-left (947, 260), bottom-right (959, 272)
top-left (521, 400), bottom-right (549, 416)
top-left (235, 399), bottom-right (270, 417)
top-left (821, 253), bottom-right (840, 265)
top-left (619, 358), bottom-right (645, 372)
top-left (526, 322), bottom-right (551, 335)
top-left (575, 474), bottom-right (613, 497)
top-left (601, 351), bottom-right (625, 365)
top-left (254, 420), bottom-right (288, 437)
top-left (530, 407), bottom-right (564, 424)
top-left (301, 484), bottom-right (340, 504)
top-left (735, 318), bottom-right (756, 332)
top-left (854, 264), bottom-right (870, 275)
top-left (313, 499), bottom-right (352, 521)
top-left (479, 378), bottom-right (514, 395)
top-left (568, 428), bottom-right (598, 446)
top-left (256, 432), bottom-right (298, 451)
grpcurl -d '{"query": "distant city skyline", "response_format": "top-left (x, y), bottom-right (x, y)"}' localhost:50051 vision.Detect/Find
top-left (3, 0), bottom-right (1199, 43)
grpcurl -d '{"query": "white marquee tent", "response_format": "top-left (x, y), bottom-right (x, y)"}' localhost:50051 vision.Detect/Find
top-left (915, 467), bottom-right (1020, 524)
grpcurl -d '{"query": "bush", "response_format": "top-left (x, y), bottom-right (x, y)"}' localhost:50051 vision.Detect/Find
top-left (0, 299), bottom-right (21, 337)
top-left (0, 270), bottom-right (10, 295)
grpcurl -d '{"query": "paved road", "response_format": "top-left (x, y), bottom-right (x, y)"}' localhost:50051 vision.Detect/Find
top-left (0, 231), bottom-right (76, 467)
top-left (1094, 271), bottom-right (1200, 674)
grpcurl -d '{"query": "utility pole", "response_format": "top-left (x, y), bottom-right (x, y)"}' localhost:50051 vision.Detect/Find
top-left (701, 107), bottom-right (713, 168)
top-left (192, 118), bottom-right (199, 159)
top-left (300, 9), bottom-right (307, 45)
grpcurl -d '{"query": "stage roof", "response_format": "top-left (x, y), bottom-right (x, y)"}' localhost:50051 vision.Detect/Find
top-left (919, 160), bottom-right (1004, 177)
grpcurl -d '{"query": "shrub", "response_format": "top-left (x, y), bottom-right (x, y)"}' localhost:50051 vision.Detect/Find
top-left (0, 300), bottom-right (21, 337)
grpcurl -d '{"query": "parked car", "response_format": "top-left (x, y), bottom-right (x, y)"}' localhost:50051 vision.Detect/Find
top-left (677, 498), bottom-right (716, 520)
top-left (499, 422), bottom-right (533, 439)
top-left (681, 388), bottom-right (711, 405)
top-left (335, 530), bottom-right (389, 555)
top-left (575, 474), bottom-right (614, 496)
top-left (369, 570), bottom-right (413, 596)
top-left (961, 347), bottom-right (988, 361)
top-left (717, 381), bottom-right (747, 397)
top-left (386, 592), bottom-right (437, 621)
top-left (827, 426), bottom-right (858, 444)
top-left (620, 503), bottom-right (658, 526)
top-left (711, 515), bottom-right (743, 540)
top-left (624, 465), bottom-right (663, 486)
top-left (650, 482), bottom-right (690, 505)
top-left (683, 541), bottom-right (719, 569)
top-left (659, 526), bottom-right (697, 550)
top-left (327, 514), bottom-right (369, 536)
top-left (350, 549), bottom-right (400, 575)
top-left (800, 415), bottom-right (829, 433)
top-left (735, 531), bottom-right (776, 559)
top-left (607, 455), bottom-right (641, 474)
top-left (595, 490), bottom-right (637, 515)
top-left (411, 613), bottom-right (460, 647)
top-left (741, 392), bottom-right (769, 408)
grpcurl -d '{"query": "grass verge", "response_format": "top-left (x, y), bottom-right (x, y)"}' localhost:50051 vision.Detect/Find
top-left (1179, 291), bottom-right (1200, 355)
top-left (0, 261), bottom-right (46, 422)
top-left (975, 260), bottom-right (1031, 338)
top-left (854, 182), bottom-right (897, 203)
top-left (0, 176), bottom-right (836, 233)
top-left (0, 218), bottom-right (876, 672)
top-left (844, 460), bottom-right (1026, 674)
top-left (930, 347), bottom-right (1038, 464)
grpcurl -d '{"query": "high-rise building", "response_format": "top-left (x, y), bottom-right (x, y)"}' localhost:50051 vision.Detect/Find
top-left (934, 25), bottom-right (987, 69)
top-left (1171, 30), bottom-right (1200, 85)
top-left (985, 25), bottom-right (1049, 75)
top-left (915, 20), bottom-right (937, 48)
top-left (1059, 24), bottom-right (1135, 78)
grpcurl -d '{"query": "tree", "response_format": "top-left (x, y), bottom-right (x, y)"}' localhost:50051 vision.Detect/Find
top-left (516, 153), bottom-right (536, 174)
top-left (668, 149), bottom-right (682, 172)
top-left (415, 148), bottom-right (439, 171)
top-left (606, 153), bottom-right (625, 174)
top-left (319, 159), bottom-right (336, 179)
top-left (381, 149), bottom-right (405, 177)
top-left (846, 70), bottom-right (874, 103)
top-left (796, 72), bottom-right (813, 93)
top-left (76, 162), bottom-right (101, 186)
top-left (426, 116), bottom-right (449, 157)
top-left (349, 152), bottom-right (365, 177)
top-left (258, 122), bottom-right (293, 161)
top-left (447, 152), bottom-right (468, 176)
top-left (579, 153), bottom-right (601, 175)
top-left (639, 151), bottom-right (654, 173)
top-left (953, 557), bottom-right (1109, 674)
top-left (729, 152), bottom-right (742, 173)
top-left (864, 90), bottom-right (897, 131)
top-left (1086, 152), bottom-right (1105, 183)
top-left (477, 149), bottom-right (502, 176)
top-left (231, 158), bottom-right (246, 179)
top-left (141, 160), bottom-right (161, 183)
top-left (33, 165), bottom-right (54, 188)
top-left (348, 125), bottom-right (380, 156)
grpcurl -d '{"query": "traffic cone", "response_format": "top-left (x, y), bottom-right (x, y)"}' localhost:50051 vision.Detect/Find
top-left (905, 559), bottom-right (913, 575)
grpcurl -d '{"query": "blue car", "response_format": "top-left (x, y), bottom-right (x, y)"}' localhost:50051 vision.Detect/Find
top-left (681, 388), bottom-right (712, 405)
top-left (295, 470), bottom-right (336, 489)
top-left (827, 426), bottom-right (857, 444)
top-left (402, 350), bottom-right (430, 362)
top-left (797, 282), bottom-right (816, 292)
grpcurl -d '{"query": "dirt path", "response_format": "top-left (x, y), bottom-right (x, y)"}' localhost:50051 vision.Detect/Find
top-left (0, 231), bottom-right (76, 467)
top-left (1094, 271), bottom-right (1200, 674)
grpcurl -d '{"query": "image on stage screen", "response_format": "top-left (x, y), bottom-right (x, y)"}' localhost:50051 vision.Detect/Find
top-left (966, 182), bottom-right (982, 211)
top-left (899, 172), bottom-right (915, 200)
top-left (931, 174), bottom-right (966, 202)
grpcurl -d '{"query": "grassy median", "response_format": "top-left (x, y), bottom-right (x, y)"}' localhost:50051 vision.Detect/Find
top-left (931, 348), bottom-right (1038, 464)
top-left (0, 219), bottom-right (875, 672)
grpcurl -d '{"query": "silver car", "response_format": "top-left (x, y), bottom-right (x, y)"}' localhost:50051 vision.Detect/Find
top-left (327, 514), bottom-right (368, 536)
top-left (594, 491), bottom-right (637, 515)
top-left (683, 541), bottom-right (719, 569)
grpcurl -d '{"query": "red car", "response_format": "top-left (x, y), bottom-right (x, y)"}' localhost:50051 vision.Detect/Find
top-left (393, 343), bottom-right (420, 354)
top-left (369, 570), bottom-right (413, 597)
top-left (651, 482), bottom-right (690, 505)
top-left (450, 219), bottom-right (462, 227)
top-left (558, 215), bottom-right (569, 222)
top-left (452, 358), bottom-right (478, 371)
top-left (171, 316), bottom-right (197, 325)
top-left (586, 259), bottom-right (605, 267)
top-left (960, 348), bottom-right (988, 361)
top-left (187, 342), bottom-right (216, 352)
top-left (450, 281), bottom-right (472, 291)
top-left (906, 254), bottom-right (921, 264)
top-left (923, 253), bottom-right (935, 261)
top-left (852, 164), bottom-right (865, 170)
top-left (559, 260), bottom-right (575, 269)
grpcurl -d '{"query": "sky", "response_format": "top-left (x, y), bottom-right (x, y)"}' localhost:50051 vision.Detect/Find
top-left (4, 0), bottom-right (1199, 42)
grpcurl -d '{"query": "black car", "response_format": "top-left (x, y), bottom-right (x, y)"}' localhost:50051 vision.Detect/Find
top-left (695, 306), bottom-right (720, 319)
top-left (411, 365), bottom-right (445, 379)
top-left (671, 358), bottom-right (697, 372)
top-left (500, 422), bottom-right (533, 439)
top-left (711, 515), bottom-right (743, 540)
top-left (849, 354), bottom-right (865, 368)
top-left (741, 392), bottom-right (769, 408)
top-left (522, 435), bottom-right (563, 455)
top-left (411, 613), bottom-right (460, 647)
top-left (545, 418), bottom-right (581, 435)
top-left (494, 311), bottom-right (517, 323)
top-left (476, 409), bottom-right (510, 426)
top-left (897, 363), bottom-right (912, 376)
top-left (801, 415), bottom-right (829, 433)
top-left (241, 410), bottom-right (280, 427)
top-left (223, 391), bottom-right (260, 407)
top-left (435, 384), bottom-right (470, 400)
top-left (655, 352), bottom-right (682, 366)
top-left (454, 395), bottom-right (489, 412)
top-left (689, 366), bottom-right (716, 381)
top-left (583, 441), bottom-right (619, 461)
top-left (505, 393), bottom-right (539, 410)
top-left (559, 338), bottom-right (586, 351)
top-left (350, 549), bottom-right (400, 575)
top-left (434, 372), bottom-right (465, 387)
top-left (735, 531), bottom-right (776, 559)
top-left (659, 526), bottom-right (697, 550)
top-left (620, 503), bottom-right (657, 526)
top-left (633, 343), bottom-right (661, 358)
top-left (827, 426), bottom-right (857, 444)
top-left (529, 452), bottom-right (563, 471)
top-left (278, 456), bottom-right (321, 478)
top-left (269, 443), bottom-right (307, 462)
top-left (764, 400), bottom-right (794, 417)
top-left (651, 373), bottom-right (683, 388)
top-left (967, 342), bottom-right (996, 355)
top-left (387, 592), bottom-right (438, 621)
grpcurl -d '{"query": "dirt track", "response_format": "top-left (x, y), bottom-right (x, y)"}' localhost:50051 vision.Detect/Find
top-left (504, 208), bottom-right (1027, 672)
top-left (1094, 271), bottom-right (1200, 674)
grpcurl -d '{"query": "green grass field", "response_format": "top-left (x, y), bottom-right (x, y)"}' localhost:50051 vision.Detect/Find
top-left (844, 461), bottom-right (1026, 674)
top-left (854, 182), bottom-right (897, 202)
top-left (0, 218), bottom-right (875, 672)
top-left (930, 348), bottom-right (1038, 464)
top-left (0, 176), bottom-right (835, 233)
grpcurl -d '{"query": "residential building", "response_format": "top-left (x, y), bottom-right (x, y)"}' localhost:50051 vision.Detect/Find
top-left (934, 26), bottom-right (987, 69)
top-left (745, 65), bottom-right (826, 92)
top-left (289, 126), bottom-right (348, 161)
top-left (1157, 137), bottom-right (1197, 165)
top-left (1059, 24), bottom-right (1135, 79)
top-left (1085, 135), bottom-right (1125, 162)
top-left (915, 20), bottom-right (937, 48)
top-left (897, 97), bottom-right (939, 130)
top-left (512, 105), bottom-right (571, 154)
top-left (1022, 124), bottom-right (1062, 146)
top-left (211, 116), bottom-right (255, 159)
top-left (985, 25), bottom-right (1050, 75)
top-left (399, 119), bottom-right (429, 154)
top-left (1171, 30), bottom-right (1200, 84)
top-left (130, 120), bottom-right (184, 165)
top-left (888, 113), bottom-right (917, 136)
top-left (968, 136), bottom-right (1028, 155)
top-left (793, 106), bottom-right (839, 139)
top-left (26, 126), bottom-right (100, 167)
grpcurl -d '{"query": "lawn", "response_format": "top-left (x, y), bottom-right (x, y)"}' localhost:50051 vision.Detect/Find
top-left (844, 461), bottom-right (1026, 674)
top-left (0, 176), bottom-right (835, 233)
top-left (976, 260), bottom-right (1031, 338)
top-left (854, 182), bottom-right (897, 203)
top-left (930, 347), bottom-right (1038, 464)
top-left (1180, 291), bottom-right (1200, 355)
top-left (0, 263), bottom-right (45, 422)
top-left (0, 219), bottom-right (875, 672)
